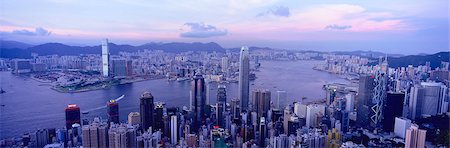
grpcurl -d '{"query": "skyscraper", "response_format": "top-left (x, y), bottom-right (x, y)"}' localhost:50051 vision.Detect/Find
top-left (382, 92), bottom-right (404, 132)
top-left (216, 85), bottom-right (227, 127)
top-left (107, 100), bottom-right (119, 124)
top-left (140, 91), bottom-right (154, 131)
top-left (101, 39), bottom-right (110, 77)
top-left (409, 82), bottom-right (448, 119)
top-left (192, 72), bottom-right (206, 130)
top-left (238, 46), bottom-right (250, 111)
top-left (170, 115), bottom-right (178, 145)
top-left (405, 124), bottom-right (426, 148)
top-left (65, 104), bottom-right (81, 129)
top-left (394, 117), bottom-right (411, 139)
top-left (259, 117), bottom-right (266, 147)
top-left (221, 57), bottom-right (228, 73)
top-left (252, 89), bottom-right (271, 119)
top-left (127, 112), bottom-right (140, 125)
top-left (111, 59), bottom-right (127, 78)
top-left (356, 75), bottom-right (375, 129)
top-left (275, 91), bottom-right (287, 110)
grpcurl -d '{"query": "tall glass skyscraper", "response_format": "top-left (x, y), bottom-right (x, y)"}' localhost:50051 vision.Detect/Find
top-left (140, 91), bottom-right (154, 131)
top-left (101, 39), bottom-right (110, 77)
top-left (192, 72), bottom-right (206, 131)
top-left (216, 85), bottom-right (227, 127)
top-left (238, 46), bottom-right (250, 111)
top-left (65, 104), bottom-right (81, 129)
top-left (107, 100), bottom-right (119, 124)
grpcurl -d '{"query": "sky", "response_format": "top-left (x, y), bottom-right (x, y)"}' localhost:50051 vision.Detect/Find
top-left (0, 0), bottom-right (448, 54)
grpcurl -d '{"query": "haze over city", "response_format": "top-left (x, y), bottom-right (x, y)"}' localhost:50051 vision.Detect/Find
top-left (1, 0), bottom-right (448, 54)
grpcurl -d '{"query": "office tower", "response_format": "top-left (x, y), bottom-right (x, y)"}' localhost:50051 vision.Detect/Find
top-left (221, 57), bottom-right (228, 73)
top-left (333, 109), bottom-right (349, 133)
top-left (306, 104), bottom-right (325, 128)
top-left (283, 107), bottom-right (292, 134)
top-left (345, 93), bottom-right (355, 111)
top-left (238, 46), bottom-right (250, 110)
top-left (421, 82), bottom-right (448, 115)
top-left (405, 124), bottom-right (426, 148)
top-left (276, 91), bottom-right (287, 109)
top-left (101, 39), bottom-right (110, 77)
top-left (370, 58), bottom-right (388, 128)
top-left (126, 60), bottom-right (133, 77)
top-left (216, 85), bottom-right (227, 127)
top-left (171, 115), bottom-right (178, 145)
top-left (70, 123), bottom-right (82, 146)
top-left (231, 99), bottom-right (240, 118)
top-left (31, 129), bottom-right (49, 148)
top-left (127, 112), bottom-right (140, 125)
top-left (356, 75), bottom-right (375, 128)
top-left (108, 123), bottom-right (138, 148)
top-left (82, 118), bottom-right (108, 148)
top-left (140, 91), bottom-right (154, 131)
top-left (382, 92), bottom-right (405, 132)
top-left (287, 116), bottom-right (300, 136)
top-left (409, 85), bottom-right (425, 119)
top-left (192, 72), bottom-right (206, 131)
top-left (107, 100), bottom-right (119, 124)
top-left (259, 117), bottom-right (267, 147)
top-left (409, 82), bottom-right (448, 119)
top-left (111, 59), bottom-right (127, 78)
top-left (154, 102), bottom-right (165, 131)
top-left (252, 89), bottom-right (271, 119)
top-left (65, 104), bottom-right (81, 129)
top-left (326, 88), bottom-right (336, 106)
top-left (293, 102), bottom-right (307, 118)
top-left (394, 117), bottom-right (411, 139)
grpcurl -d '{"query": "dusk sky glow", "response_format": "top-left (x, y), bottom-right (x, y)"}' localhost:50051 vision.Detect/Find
top-left (0, 0), bottom-right (448, 54)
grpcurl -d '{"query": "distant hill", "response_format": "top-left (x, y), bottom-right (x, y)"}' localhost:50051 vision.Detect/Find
top-left (0, 40), bottom-right (33, 49)
top-left (369, 52), bottom-right (449, 69)
top-left (0, 42), bottom-right (225, 58)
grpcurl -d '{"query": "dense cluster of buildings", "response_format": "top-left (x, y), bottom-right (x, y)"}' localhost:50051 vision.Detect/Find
top-left (1, 41), bottom-right (449, 147)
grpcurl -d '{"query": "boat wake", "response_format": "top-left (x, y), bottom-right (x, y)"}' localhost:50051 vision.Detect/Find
top-left (82, 95), bottom-right (125, 113)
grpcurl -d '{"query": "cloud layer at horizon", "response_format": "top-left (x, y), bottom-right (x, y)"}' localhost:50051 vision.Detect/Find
top-left (0, 0), bottom-right (448, 54)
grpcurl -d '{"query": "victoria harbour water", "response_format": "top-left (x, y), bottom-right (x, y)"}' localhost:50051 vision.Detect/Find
top-left (0, 60), bottom-right (349, 139)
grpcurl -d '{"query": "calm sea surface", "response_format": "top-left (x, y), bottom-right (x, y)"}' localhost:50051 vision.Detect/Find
top-left (0, 60), bottom-right (348, 139)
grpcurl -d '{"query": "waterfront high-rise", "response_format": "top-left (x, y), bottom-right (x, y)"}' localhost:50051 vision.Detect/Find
top-left (405, 124), bottom-right (426, 148)
top-left (101, 39), bottom-right (110, 77)
top-left (216, 85), bottom-right (227, 127)
top-left (238, 46), bottom-right (250, 111)
top-left (140, 91), bottom-right (154, 131)
top-left (65, 104), bottom-right (81, 129)
top-left (107, 100), bottom-right (119, 124)
top-left (192, 72), bottom-right (206, 131)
